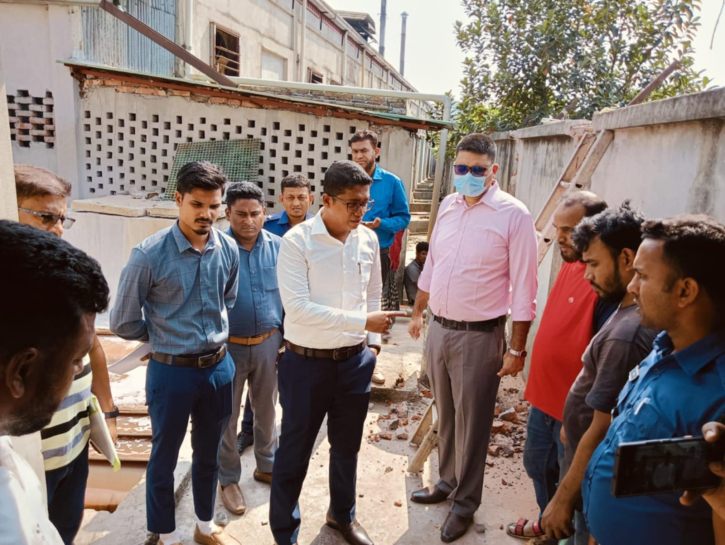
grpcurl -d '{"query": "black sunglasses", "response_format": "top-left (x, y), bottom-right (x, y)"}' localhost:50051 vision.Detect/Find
top-left (453, 164), bottom-right (493, 177)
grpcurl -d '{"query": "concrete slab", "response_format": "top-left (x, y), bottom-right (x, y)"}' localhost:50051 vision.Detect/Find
top-left (370, 315), bottom-right (423, 403)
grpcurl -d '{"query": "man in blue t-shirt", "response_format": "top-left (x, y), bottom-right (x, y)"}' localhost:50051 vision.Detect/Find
top-left (351, 129), bottom-right (411, 385)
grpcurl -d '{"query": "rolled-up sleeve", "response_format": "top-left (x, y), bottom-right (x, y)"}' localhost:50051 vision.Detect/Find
top-left (508, 210), bottom-right (538, 321)
top-left (110, 248), bottom-right (152, 341)
top-left (277, 235), bottom-right (367, 332)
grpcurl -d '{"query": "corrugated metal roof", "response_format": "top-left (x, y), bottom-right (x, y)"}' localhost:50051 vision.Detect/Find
top-left (61, 60), bottom-right (452, 131)
top-left (80, 0), bottom-right (175, 77)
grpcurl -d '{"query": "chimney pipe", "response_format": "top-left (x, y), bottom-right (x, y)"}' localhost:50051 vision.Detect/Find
top-left (400, 11), bottom-right (408, 77)
top-left (379, 0), bottom-right (387, 57)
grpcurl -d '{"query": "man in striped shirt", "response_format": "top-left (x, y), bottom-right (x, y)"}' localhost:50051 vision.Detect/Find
top-left (14, 165), bottom-right (119, 545)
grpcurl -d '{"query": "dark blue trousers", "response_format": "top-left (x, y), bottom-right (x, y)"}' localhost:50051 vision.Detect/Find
top-left (270, 347), bottom-right (375, 545)
top-left (46, 442), bottom-right (89, 545)
top-left (145, 354), bottom-right (234, 533)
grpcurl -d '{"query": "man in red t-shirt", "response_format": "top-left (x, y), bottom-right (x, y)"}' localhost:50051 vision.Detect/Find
top-left (507, 192), bottom-right (611, 541)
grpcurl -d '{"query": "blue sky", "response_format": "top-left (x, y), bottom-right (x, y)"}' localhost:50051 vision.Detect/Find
top-left (327, 0), bottom-right (725, 97)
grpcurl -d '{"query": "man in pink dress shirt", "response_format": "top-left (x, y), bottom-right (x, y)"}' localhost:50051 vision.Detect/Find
top-left (408, 133), bottom-right (538, 543)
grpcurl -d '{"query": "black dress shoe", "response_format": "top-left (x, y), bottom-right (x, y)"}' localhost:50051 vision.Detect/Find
top-left (410, 486), bottom-right (448, 504)
top-left (236, 431), bottom-right (254, 455)
top-left (440, 512), bottom-right (472, 543)
top-left (325, 511), bottom-right (374, 545)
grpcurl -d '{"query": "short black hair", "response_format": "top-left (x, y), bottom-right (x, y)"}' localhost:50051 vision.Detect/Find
top-left (322, 160), bottom-right (372, 197)
top-left (15, 164), bottom-right (71, 203)
top-left (226, 181), bottom-right (264, 207)
top-left (416, 241), bottom-right (429, 253)
top-left (559, 191), bottom-right (608, 218)
top-left (0, 220), bottom-right (109, 361)
top-left (281, 174), bottom-right (311, 192)
top-left (176, 161), bottom-right (227, 195)
top-left (456, 133), bottom-right (496, 161)
top-left (572, 201), bottom-right (645, 258)
top-left (642, 214), bottom-right (725, 311)
top-left (349, 129), bottom-right (379, 149)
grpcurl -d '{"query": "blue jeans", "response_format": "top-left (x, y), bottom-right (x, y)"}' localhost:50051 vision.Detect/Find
top-left (523, 406), bottom-right (565, 514)
top-left (270, 347), bottom-right (375, 544)
top-left (145, 354), bottom-right (234, 533)
top-left (46, 442), bottom-right (89, 545)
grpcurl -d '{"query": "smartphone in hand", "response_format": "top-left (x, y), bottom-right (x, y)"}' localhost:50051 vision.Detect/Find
top-left (612, 436), bottom-right (725, 498)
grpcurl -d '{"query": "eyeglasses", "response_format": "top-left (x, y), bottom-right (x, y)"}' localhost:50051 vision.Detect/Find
top-left (328, 195), bottom-right (375, 213)
top-left (453, 164), bottom-right (493, 177)
top-left (17, 207), bottom-right (76, 230)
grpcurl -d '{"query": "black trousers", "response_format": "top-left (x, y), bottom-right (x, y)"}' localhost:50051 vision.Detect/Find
top-left (270, 347), bottom-right (376, 544)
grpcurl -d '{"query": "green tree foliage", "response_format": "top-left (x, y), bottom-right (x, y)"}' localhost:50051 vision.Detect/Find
top-left (452, 0), bottom-right (709, 134)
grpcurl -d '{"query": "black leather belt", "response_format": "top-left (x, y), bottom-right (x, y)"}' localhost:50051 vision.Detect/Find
top-left (434, 315), bottom-right (506, 332)
top-left (152, 345), bottom-right (227, 368)
top-left (285, 340), bottom-right (366, 362)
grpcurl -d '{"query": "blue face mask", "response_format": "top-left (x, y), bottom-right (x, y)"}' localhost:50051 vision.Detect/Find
top-left (453, 172), bottom-right (487, 198)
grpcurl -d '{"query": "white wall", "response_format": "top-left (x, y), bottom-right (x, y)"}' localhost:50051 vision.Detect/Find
top-left (0, 3), bottom-right (82, 199)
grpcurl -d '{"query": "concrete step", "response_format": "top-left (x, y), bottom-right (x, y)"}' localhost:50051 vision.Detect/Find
top-left (409, 201), bottom-right (431, 213)
top-left (409, 216), bottom-right (429, 235)
top-left (413, 190), bottom-right (433, 200)
top-left (416, 182), bottom-right (433, 190)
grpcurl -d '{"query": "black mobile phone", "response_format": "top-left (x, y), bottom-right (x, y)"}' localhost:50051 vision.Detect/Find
top-left (612, 436), bottom-right (725, 498)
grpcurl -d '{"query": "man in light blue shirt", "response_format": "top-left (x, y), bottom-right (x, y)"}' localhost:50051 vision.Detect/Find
top-left (111, 161), bottom-right (240, 545)
top-left (263, 174), bottom-right (315, 237)
top-left (351, 129), bottom-right (410, 384)
top-left (582, 215), bottom-right (725, 545)
top-left (218, 182), bottom-right (284, 516)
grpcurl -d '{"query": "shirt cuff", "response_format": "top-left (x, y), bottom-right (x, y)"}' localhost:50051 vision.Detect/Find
top-left (346, 310), bottom-right (368, 332)
top-left (367, 331), bottom-right (382, 347)
top-left (510, 305), bottom-right (536, 322)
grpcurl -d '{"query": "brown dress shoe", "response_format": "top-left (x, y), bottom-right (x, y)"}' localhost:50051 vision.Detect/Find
top-left (253, 468), bottom-right (272, 484)
top-left (325, 511), bottom-right (374, 545)
top-left (193, 525), bottom-right (241, 545)
top-left (220, 483), bottom-right (246, 515)
top-left (440, 512), bottom-right (472, 543)
top-left (410, 486), bottom-right (448, 504)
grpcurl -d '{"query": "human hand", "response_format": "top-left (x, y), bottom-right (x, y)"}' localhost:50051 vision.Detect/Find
top-left (497, 351), bottom-right (525, 378)
top-left (541, 494), bottom-right (575, 540)
top-left (363, 218), bottom-right (381, 229)
top-left (408, 315), bottom-right (424, 340)
top-left (680, 422), bottom-right (725, 520)
top-left (369, 346), bottom-right (380, 357)
top-left (366, 311), bottom-right (406, 334)
top-left (560, 425), bottom-right (567, 446)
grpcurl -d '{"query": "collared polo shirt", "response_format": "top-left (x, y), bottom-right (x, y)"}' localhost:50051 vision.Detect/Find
top-left (226, 228), bottom-right (283, 337)
top-left (582, 330), bottom-right (725, 545)
top-left (263, 210), bottom-right (314, 238)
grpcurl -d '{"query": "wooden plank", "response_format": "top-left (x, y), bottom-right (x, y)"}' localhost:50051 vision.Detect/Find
top-left (535, 130), bottom-right (615, 264)
top-left (408, 418), bottom-right (439, 474)
top-left (411, 402), bottom-right (434, 445)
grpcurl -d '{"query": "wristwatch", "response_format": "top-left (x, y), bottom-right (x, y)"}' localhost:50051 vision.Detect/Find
top-left (508, 348), bottom-right (528, 358)
top-left (104, 405), bottom-right (120, 419)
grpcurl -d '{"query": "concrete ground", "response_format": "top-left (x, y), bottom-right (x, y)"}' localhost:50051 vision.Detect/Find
top-left (173, 319), bottom-right (535, 545)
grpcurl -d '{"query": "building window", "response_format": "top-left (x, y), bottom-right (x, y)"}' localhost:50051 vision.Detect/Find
top-left (261, 49), bottom-right (287, 81)
top-left (212, 24), bottom-right (240, 76)
top-left (309, 69), bottom-right (324, 84)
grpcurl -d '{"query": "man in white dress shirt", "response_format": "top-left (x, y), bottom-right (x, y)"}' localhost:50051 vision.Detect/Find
top-left (0, 220), bottom-right (109, 544)
top-left (269, 161), bottom-right (403, 545)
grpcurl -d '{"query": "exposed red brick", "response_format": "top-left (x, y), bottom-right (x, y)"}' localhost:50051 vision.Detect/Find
top-left (134, 87), bottom-right (154, 95)
top-left (241, 100), bottom-right (261, 109)
top-left (169, 90), bottom-right (191, 97)
top-left (152, 89), bottom-right (167, 97)
top-left (102, 79), bottom-right (122, 87)
top-left (228, 99), bottom-right (242, 107)
top-left (210, 97), bottom-right (229, 105)
top-left (116, 86), bottom-right (136, 93)
top-left (191, 95), bottom-right (209, 103)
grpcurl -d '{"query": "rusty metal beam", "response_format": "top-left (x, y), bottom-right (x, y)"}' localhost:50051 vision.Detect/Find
top-left (98, 0), bottom-right (236, 88)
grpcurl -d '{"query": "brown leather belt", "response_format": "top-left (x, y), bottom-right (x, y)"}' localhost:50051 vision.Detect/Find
top-left (152, 345), bottom-right (227, 368)
top-left (434, 314), bottom-right (507, 332)
top-left (229, 329), bottom-right (277, 347)
top-left (285, 340), bottom-right (366, 362)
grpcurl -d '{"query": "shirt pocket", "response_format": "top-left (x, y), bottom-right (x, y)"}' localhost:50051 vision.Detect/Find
top-left (262, 266), bottom-right (279, 292)
top-left (621, 393), bottom-right (674, 442)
